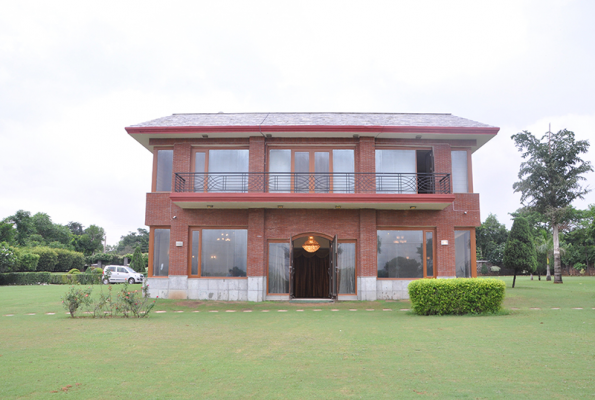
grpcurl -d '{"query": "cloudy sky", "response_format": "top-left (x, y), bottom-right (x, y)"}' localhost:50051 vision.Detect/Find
top-left (1, 0), bottom-right (594, 245)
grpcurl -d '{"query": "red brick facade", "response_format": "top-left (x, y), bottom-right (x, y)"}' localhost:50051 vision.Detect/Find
top-left (145, 136), bottom-right (480, 281)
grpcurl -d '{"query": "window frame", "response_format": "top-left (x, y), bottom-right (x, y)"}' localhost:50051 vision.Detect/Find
top-left (454, 227), bottom-right (477, 278)
top-left (148, 226), bottom-right (171, 278)
top-left (376, 227), bottom-right (437, 280)
top-left (267, 146), bottom-right (355, 193)
top-left (191, 146), bottom-right (250, 193)
top-left (451, 147), bottom-right (473, 193)
top-left (152, 147), bottom-right (174, 192)
top-left (266, 239), bottom-right (292, 295)
top-left (187, 226), bottom-right (249, 279)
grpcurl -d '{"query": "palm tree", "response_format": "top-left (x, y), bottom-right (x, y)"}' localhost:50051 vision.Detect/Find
top-left (535, 230), bottom-right (566, 280)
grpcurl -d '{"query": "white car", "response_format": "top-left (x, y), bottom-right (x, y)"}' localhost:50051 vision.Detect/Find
top-left (102, 265), bottom-right (144, 284)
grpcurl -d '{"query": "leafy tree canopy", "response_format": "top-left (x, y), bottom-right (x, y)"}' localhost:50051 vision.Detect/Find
top-left (476, 213), bottom-right (509, 265)
top-left (503, 216), bottom-right (537, 287)
top-left (116, 228), bottom-right (149, 254)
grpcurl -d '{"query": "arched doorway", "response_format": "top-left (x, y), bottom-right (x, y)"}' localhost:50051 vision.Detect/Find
top-left (291, 234), bottom-right (338, 299)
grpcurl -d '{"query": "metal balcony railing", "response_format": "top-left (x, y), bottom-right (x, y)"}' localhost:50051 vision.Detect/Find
top-left (173, 172), bottom-right (451, 195)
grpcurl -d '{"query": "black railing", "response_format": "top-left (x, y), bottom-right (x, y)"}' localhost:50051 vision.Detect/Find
top-left (174, 172), bottom-right (451, 194)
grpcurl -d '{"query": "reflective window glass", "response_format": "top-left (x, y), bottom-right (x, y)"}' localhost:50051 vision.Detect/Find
top-left (268, 242), bottom-right (290, 293)
top-left (269, 149), bottom-right (291, 193)
top-left (156, 150), bottom-right (173, 191)
top-left (208, 150), bottom-right (249, 192)
top-left (332, 150), bottom-right (355, 193)
top-left (375, 150), bottom-right (417, 193)
top-left (451, 151), bottom-right (469, 193)
top-left (191, 231), bottom-right (200, 275)
top-left (201, 229), bottom-right (247, 277)
top-left (153, 229), bottom-right (170, 276)
top-left (426, 232), bottom-right (434, 277)
top-left (455, 230), bottom-right (472, 277)
top-left (337, 243), bottom-right (356, 294)
top-left (377, 230), bottom-right (423, 278)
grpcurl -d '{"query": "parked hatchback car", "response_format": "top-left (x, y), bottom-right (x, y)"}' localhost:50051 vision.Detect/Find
top-left (102, 265), bottom-right (144, 284)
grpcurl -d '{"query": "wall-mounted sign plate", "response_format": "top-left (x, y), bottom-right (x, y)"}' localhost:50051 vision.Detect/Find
top-left (175, 241), bottom-right (183, 247)
top-left (441, 240), bottom-right (448, 246)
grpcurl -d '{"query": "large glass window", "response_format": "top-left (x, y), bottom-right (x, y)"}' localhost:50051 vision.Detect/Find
top-left (190, 230), bottom-right (200, 275)
top-left (155, 150), bottom-right (173, 191)
top-left (269, 149), bottom-right (291, 193)
top-left (193, 152), bottom-right (206, 192)
top-left (201, 229), bottom-right (247, 277)
top-left (337, 242), bottom-right (356, 294)
top-left (377, 230), bottom-right (435, 278)
top-left (332, 150), bottom-right (355, 193)
top-left (206, 149), bottom-right (249, 192)
top-left (375, 149), bottom-right (417, 193)
top-left (153, 228), bottom-right (170, 276)
top-left (268, 242), bottom-right (290, 293)
top-left (451, 151), bottom-right (469, 193)
top-left (455, 230), bottom-right (472, 277)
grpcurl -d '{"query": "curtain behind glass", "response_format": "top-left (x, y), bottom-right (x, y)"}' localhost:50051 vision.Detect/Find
top-left (269, 150), bottom-right (291, 193)
top-left (455, 230), bottom-right (471, 277)
top-left (332, 150), bottom-right (355, 193)
top-left (153, 229), bottom-right (170, 276)
top-left (294, 152), bottom-right (309, 193)
top-left (208, 150), bottom-right (249, 192)
top-left (426, 232), bottom-right (434, 277)
top-left (194, 152), bottom-right (205, 192)
top-left (451, 151), bottom-right (469, 193)
top-left (337, 243), bottom-right (356, 294)
top-left (314, 152), bottom-right (330, 193)
top-left (377, 230), bottom-right (423, 278)
top-left (156, 150), bottom-right (173, 191)
top-left (191, 231), bottom-right (199, 275)
top-left (375, 150), bottom-right (416, 193)
top-left (201, 229), bottom-right (247, 277)
top-left (268, 243), bottom-right (290, 293)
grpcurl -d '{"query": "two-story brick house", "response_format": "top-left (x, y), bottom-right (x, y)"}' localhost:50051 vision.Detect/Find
top-left (126, 113), bottom-right (498, 301)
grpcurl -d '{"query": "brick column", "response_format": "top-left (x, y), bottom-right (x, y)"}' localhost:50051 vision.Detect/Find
top-left (358, 209), bottom-right (377, 300)
top-left (358, 137), bottom-right (375, 193)
top-left (247, 208), bottom-right (265, 277)
top-left (249, 136), bottom-right (265, 192)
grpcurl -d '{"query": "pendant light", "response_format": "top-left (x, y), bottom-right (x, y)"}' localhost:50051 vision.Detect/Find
top-left (302, 236), bottom-right (321, 253)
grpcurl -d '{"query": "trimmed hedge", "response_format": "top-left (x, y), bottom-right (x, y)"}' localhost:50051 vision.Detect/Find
top-left (0, 272), bottom-right (102, 285)
top-left (408, 278), bottom-right (506, 315)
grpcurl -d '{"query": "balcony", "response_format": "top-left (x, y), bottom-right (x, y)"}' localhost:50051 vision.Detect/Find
top-left (169, 172), bottom-right (455, 210)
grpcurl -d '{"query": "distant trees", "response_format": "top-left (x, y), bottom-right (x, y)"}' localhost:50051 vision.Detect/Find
top-left (503, 216), bottom-right (537, 288)
top-left (476, 213), bottom-right (509, 266)
top-left (512, 129), bottom-right (593, 283)
top-left (116, 229), bottom-right (149, 254)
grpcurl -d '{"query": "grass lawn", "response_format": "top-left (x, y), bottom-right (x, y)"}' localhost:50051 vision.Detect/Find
top-left (1, 276), bottom-right (594, 399)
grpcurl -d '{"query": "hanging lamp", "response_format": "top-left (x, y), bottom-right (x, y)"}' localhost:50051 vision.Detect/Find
top-left (302, 236), bottom-right (321, 253)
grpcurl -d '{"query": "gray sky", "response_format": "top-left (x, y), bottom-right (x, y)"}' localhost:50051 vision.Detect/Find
top-left (1, 0), bottom-right (594, 245)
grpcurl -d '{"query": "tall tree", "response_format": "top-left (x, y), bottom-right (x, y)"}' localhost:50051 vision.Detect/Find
top-left (476, 213), bottom-right (509, 265)
top-left (5, 210), bottom-right (35, 246)
top-left (503, 216), bottom-right (537, 288)
top-left (512, 129), bottom-right (593, 283)
top-left (66, 221), bottom-right (85, 236)
top-left (116, 228), bottom-right (149, 254)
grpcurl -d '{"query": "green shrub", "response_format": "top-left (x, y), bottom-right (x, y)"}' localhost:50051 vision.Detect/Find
top-left (131, 246), bottom-right (145, 273)
top-left (490, 266), bottom-right (501, 273)
top-left (0, 242), bottom-right (19, 273)
top-left (30, 247), bottom-right (58, 272)
top-left (68, 268), bottom-right (81, 274)
top-left (0, 272), bottom-right (52, 285)
top-left (54, 248), bottom-right (74, 272)
top-left (16, 250), bottom-right (40, 272)
top-left (408, 278), bottom-right (506, 315)
top-left (71, 252), bottom-right (85, 271)
top-left (480, 264), bottom-right (489, 274)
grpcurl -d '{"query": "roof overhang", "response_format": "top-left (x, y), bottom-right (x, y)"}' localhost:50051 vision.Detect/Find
top-left (126, 125), bottom-right (499, 153)
top-left (169, 192), bottom-right (456, 210)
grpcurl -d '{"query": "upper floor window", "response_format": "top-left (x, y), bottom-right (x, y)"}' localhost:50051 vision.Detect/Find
top-left (375, 149), bottom-right (434, 194)
top-left (155, 149), bottom-right (173, 191)
top-left (451, 150), bottom-right (469, 193)
top-left (268, 148), bottom-right (354, 193)
top-left (193, 149), bottom-right (249, 192)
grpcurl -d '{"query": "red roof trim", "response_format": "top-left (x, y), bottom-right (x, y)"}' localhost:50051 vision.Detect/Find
top-left (169, 192), bottom-right (456, 204)
top-left (126, 125), bottom-right (499, 135)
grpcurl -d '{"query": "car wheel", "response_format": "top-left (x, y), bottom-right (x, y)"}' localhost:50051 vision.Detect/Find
top-left (102, 278), bottom-right (109, 285)
top-left (128, 278), bottom-right (135, 284)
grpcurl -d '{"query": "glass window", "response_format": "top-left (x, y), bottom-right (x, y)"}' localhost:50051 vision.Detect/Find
top-left (208, 150), bottom-right (249, 192)
top-left (191, 231), bottom-right (200, 275)
top-left (332, 150), bottom-right (355, 193)
top-left (451, 151), bottom-right (469, 193)
top-left (314, 152), bottom-right (330, 193)
top-left (269, 149), bottom-right (291, 193)
top-left (375, 150), bottom-right (417, 193)
top-left (377, 230), bottom-right (424, 278)
top-left (153, 228), bottom-right (170, 276)
top-left (201, 229), bottom-right (247, 277)
top-left (294, 152), bottom-right (309, 193)
top-left (156, 150), bottom-right (173, 191)
top-left (426, 232), bottom-right (434, 277)
top-left (337, 242), bottom-right (356, 294)
top-left (455, 230), bottom-right (472, 277)
top-left (268, 242), bottom-right (290, 293)
top-left (194, 152), bottom-right (206, 192)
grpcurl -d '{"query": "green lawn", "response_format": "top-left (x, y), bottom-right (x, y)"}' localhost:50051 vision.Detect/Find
top-left (1, 276), bottom-right (594, 399)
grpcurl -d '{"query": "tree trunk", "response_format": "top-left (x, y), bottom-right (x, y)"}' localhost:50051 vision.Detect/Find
top-left (552, 222), bottom-right (563, 284)
top-left (512, 271), bottom-right (517, 288)
top-left (546, 257), bottom-right (551, 281)
top-left (538, 271), bottom-right (541, 280)
top-left (530, 273), bottom-right (533, 280)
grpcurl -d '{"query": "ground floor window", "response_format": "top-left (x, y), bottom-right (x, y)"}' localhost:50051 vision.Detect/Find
top-left (188, 229), bottom-right (247, 277)
top-left (455, 229), bottom-right (473, 278)
top-left (268, 242), bottom-right (290, 293)
top-left (337, 242), bottom-right (356, 294)
top-left (152, 228), bottom-right (170, 276)
top-left (377, 229), bottom-right (435, 278)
